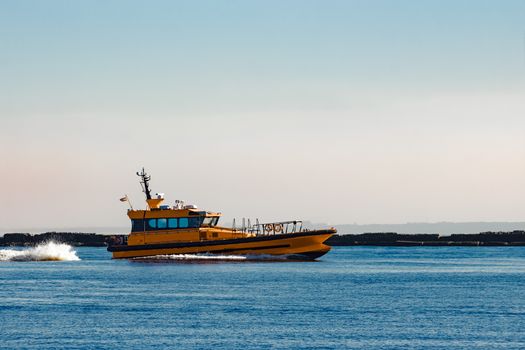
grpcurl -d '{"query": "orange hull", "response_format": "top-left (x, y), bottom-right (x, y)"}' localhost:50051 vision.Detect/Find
top-left (108, 230), bottom-right (334, 260)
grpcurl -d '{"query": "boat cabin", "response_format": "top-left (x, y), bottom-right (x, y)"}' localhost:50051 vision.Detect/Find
top-left (128, 208), bottom-right (221, 233)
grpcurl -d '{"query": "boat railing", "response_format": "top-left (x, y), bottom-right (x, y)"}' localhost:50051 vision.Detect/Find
top-left (233, 219), bottom-right (304, 236)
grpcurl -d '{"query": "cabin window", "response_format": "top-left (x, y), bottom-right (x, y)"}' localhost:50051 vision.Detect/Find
top-left (202, 217), bottom-right (214, 226)
top-left (148, 219), bottom-right (157, 229)
top-left (211, 217), bottom-right (219, 226)
top-left (188, 217), bottom-right (202, 228)
top-left (131, 219), bottom-right (144, 232)
top-left (157, 218), bottom-right (167, 229)
top-left (144, 217), bottom-right (200, 230)
top-left (168, 218), bottom-right (178, 228)
top-left (179, 218), bottom-right (189, 228)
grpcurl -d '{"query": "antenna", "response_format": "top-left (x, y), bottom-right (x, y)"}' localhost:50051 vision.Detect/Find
top-left (136, 167), bottom-right (152, 200)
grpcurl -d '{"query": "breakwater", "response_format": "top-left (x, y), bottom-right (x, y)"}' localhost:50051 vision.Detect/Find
top-left (2, 231), bottom-right (525, 247)
top-left (0, 232), bottom-right (109, 247)
top-left (326, 231), bottom-right (525, 246)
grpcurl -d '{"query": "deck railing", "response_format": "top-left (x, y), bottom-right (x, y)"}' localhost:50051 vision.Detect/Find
top-left (233, 219), bottom-right (304, 236)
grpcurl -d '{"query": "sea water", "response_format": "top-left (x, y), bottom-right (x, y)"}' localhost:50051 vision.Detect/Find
top-left (1, 244), bottom-right (525, 349)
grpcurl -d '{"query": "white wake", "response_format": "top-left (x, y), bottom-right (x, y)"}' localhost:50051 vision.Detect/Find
top-left (0, 241), bottom-right (80, 262)
top-left (132, 253), bottom-right (292, 262)
top-left (133, 253), bottom-right (247, 261)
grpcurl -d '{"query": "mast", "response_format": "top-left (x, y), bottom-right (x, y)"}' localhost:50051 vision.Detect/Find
top-left (136, 167), bottom-right (152, 200)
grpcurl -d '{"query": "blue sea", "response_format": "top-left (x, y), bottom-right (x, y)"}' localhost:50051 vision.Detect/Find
top-left (1, 244), bottom-right (525, 349)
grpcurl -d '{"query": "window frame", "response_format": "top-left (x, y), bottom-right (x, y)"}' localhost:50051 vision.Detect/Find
top-left (131, 219), bottom-right (145, 232)
top-left (168, 218), bottom-right (178, 228)
top-left (148, 219), bottom-right (157, 229)
top-left (188, 217), bottom-right (202, 228)
top-left (202, 217), bottom-right (214, 226)
top-left (179, 217), bottom-right (189, 228)
top-left (157, 218), bottom-right (167, 229)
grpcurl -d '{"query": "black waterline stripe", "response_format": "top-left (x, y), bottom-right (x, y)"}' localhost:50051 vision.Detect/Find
top-left (202, 244), bottom-right (290, 254)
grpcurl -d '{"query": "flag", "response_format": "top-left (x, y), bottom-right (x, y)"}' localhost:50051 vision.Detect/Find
top-left (119, 195), bottom-right (128, 202)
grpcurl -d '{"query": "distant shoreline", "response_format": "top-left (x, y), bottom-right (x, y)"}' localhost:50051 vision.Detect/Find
top-left (2, 231), bottom-right (525, 247)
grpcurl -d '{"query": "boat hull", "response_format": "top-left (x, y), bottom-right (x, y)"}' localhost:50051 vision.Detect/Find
top-left (108, 230), bottom-right (334, 260)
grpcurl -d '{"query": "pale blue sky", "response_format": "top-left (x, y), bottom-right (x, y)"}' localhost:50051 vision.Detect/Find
top-left (1, 1), bottom-right (524, 230)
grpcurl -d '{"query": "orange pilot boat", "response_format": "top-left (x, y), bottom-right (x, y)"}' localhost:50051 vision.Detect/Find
top-left (107, 169), bottom-right (335, 260)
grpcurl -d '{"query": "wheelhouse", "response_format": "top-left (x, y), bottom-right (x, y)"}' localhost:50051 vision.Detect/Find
top-left (129, 209), bottom-right (221, 233)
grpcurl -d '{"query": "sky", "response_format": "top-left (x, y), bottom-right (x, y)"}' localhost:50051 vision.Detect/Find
top-left (1, 0), bottom-right (524, 231)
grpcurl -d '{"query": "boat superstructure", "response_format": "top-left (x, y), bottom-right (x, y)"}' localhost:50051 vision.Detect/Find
top-left (108, 169), bottom-right (335, 260)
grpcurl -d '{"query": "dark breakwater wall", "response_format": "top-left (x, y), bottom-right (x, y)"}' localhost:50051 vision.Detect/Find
top-left (0, 232), bottom-right (110, 247)
top-left (2, 231), bottom-right (525, 247)
top-left (326, 231), bottom-right (525, 246)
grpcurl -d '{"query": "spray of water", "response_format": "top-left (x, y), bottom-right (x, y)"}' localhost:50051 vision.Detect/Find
top-left (0, 241), bottom-right (80, 262)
